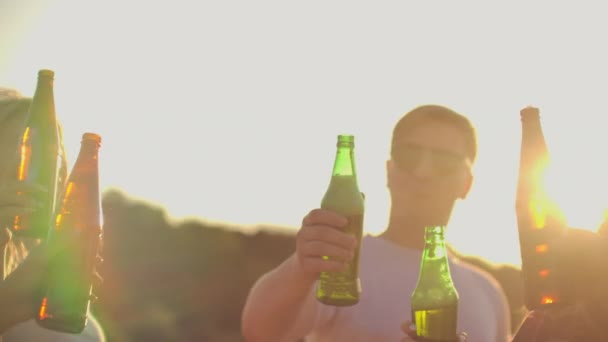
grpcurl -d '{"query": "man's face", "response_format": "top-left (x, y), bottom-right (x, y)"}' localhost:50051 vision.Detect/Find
top-left (387, 120), bottom-right (473, 224)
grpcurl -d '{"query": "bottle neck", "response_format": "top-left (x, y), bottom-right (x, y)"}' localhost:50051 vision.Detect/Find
top-left (421, 226), bottom-right (448, 259)
top-left (417, 226), bottom-right (452, 282)
top-left (81, 140), bottom-right (100, 154)
top-left (73, 140), bottom-right (100, 171)
top-left (332, 144), bottom-right (356, 177)
top-left (322, 137), bottom-right (363, 215)
top-left (29, 74), bottom-right (57, 126)
top-left (520, 113), bottom-right (548, 155)
top-left (36, 74), bottom-right (54, 90)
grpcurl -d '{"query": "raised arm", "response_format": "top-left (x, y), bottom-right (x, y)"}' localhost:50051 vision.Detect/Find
top-left (241, 209), bottom-right (356, 341)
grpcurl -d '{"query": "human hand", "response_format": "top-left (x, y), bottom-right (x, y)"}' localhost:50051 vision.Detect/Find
top-left (90, 254), bottom-right (104, 304)
top-left (400, 320), bottom-right (467, 342)
top-left (400, 321), bottom-right (418, 342)
top-left (0, 180), bottom-right (46, 229)
top-left (0, 229), bottom-right (77, 332)
top-left (1, 227), bottom-right (11, 279)
top-left (295, 208), bottom-right (357, 281)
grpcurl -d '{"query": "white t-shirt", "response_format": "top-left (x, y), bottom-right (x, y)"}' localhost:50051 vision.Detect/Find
top-left (2, 314), bottom-right (105, 342)
top-left (304, 235), bottom-right (511, 342)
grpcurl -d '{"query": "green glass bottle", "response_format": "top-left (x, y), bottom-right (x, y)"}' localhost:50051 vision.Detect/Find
top-left (315, 134), bottom-right (365, 306)
top-left (411, 226), bottom-right (459, 341)
top-left (13, 69), bottom-right (61, 239)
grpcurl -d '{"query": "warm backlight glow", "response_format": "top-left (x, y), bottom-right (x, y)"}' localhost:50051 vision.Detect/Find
top-left (530, 195), bottom-right (547, 229)
top-left (538, 269), bottom-right (550, 278)
top-left (530, 166), bottom-right (549, 229)
top-left (13, 126), bottom-right (32, 231)
top-left (39, 297), bottom-right (48, 320)
top-left (540, 296), bottom-right (554, 305)
top-left (18, 126), bottom-right (31, 180)
top-left (535, 244), bottom-right (548, 253)
top-left (55, 181), bottom-right (74, 227)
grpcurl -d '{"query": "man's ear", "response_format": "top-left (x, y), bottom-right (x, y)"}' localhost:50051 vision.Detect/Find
top-left (386, 159), bottom-right (394, 188)
top-left (459, 171), bottom-right (473, 199)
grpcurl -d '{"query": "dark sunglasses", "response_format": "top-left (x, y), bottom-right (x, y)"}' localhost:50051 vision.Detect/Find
top-left (391, 143), bottom-right (470, 176)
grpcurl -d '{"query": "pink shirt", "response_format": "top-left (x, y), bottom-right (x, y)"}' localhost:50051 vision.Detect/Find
top-left (303, 235), bottom-right (511, 342)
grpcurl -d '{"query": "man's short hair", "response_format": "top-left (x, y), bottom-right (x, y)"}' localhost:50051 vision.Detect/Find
top-left (391, 104), bottom-right (478, 164)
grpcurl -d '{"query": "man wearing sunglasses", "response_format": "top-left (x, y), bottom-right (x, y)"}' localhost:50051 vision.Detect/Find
top-left (242, 105), bottom-right (511, 342)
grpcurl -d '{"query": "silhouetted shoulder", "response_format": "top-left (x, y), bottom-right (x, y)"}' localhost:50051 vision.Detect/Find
top-left (452, 256), bottom-right (504, 294)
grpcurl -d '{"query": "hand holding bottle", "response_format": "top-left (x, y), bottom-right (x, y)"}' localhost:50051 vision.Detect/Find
top-left (0, 181), bottom-right (47, 229)
top-left (0, 227), bottom-right (76, 333)
top-left (296, 209), bottom-right (357, 279)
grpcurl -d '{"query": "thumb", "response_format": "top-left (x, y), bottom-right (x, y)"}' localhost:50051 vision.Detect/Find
top-left (0, 227), bottom-right (12, 247)
top-left (1, 228), bottom-right (11, 280)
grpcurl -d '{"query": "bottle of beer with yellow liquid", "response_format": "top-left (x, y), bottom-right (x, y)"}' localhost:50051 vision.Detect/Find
top-left (411, 225), bottom-right (459, 341)
top-left (315, 134), bottom-right (365, 306)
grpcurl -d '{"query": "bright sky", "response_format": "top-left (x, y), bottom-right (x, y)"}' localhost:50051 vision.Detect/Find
top-left (2, 0), bottom-right (608, 266)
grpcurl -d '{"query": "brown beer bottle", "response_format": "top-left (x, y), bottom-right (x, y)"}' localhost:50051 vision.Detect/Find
top-left (516, 106), bottom-right (567, 310)
top-left (37, 133), bottom-right (103, 333)
top-left (13, 69), bottom-right (61, 239)
top-left (410, 225), bottom-right (459, 341)
top-left (315, 134), bottom-right (365, 306)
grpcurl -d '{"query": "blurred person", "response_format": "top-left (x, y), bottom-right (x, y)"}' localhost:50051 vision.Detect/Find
top-left (241, 105), bottom-right (511, 341)
top-left (0, 87), bottom-right (105, 342)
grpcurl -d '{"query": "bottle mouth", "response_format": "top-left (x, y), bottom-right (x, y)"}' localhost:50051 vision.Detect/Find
top-left (82, 132), bottom-right (102, 144)
top-left (38, 69), bottom-right (55, 78)
top-left (337, 134), bottom-right (354, 147)
top-left (424, 226), bottom-right (445, 236)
